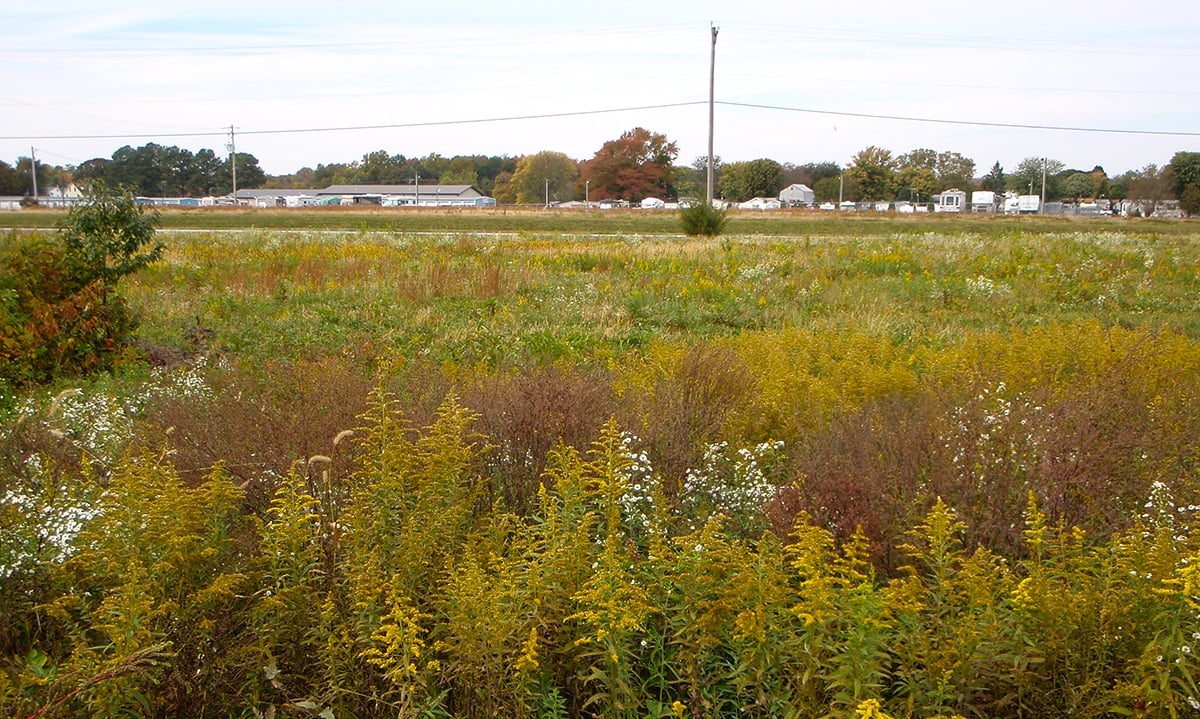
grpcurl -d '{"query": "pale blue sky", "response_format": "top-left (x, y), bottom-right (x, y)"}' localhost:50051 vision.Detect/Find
top-left (4, 0), bottom-right (1197, 177)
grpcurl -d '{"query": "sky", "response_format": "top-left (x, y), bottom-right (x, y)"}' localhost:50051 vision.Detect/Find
top-left (3, 1), bottom-right (1199, 180)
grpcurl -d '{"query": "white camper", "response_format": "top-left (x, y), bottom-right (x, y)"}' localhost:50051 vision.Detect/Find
top-left (934, 189), bottom-right (967, 213)
top-left (971, 191), bottom-right (997, 213)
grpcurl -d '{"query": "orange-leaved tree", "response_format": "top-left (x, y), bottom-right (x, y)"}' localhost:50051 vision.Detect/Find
top-left (579, 127), bottom-right (678, 203)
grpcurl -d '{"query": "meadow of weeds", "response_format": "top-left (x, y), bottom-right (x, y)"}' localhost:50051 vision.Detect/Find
top-left (4, 213), bottom-right (1200, 718)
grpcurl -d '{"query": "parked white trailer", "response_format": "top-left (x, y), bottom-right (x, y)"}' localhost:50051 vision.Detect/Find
top-left (1018, 195), bottom-right (1041, 213)
top-left (971, 191), bottom-right (997, 213)
top-left (934, 189), bottom-right (967, 213)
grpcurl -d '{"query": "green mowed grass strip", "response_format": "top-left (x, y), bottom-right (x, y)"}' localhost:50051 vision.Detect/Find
top-left (3, 206), bottom-right (1194, 237)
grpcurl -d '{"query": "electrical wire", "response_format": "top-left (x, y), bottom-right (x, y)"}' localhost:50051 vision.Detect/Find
top-left (717, 101), bottom-right (1200, 138)
top-left (3, 99), bottom-right (1194, 144)
top-left (0, 102), bottom-right (707, 141)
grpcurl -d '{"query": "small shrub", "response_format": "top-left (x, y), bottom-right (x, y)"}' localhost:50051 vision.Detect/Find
top-left (679, 202), bottom-right (728, 237)
top-left (0, 234), bottom-right (137, 384)
top-left (0, 184), bottom-right (162, 386)
top-left (59, 181), bottom-right (163, 299)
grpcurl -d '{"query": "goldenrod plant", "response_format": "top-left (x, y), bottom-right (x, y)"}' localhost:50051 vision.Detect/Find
top-left (6, 218), bottom-right (1200, 716)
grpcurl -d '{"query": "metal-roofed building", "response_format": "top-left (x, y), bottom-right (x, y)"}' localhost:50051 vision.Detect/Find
top-left (236, 188), bottom-right (321, 208)
top-left (318, 184), bottom-right (496, 207)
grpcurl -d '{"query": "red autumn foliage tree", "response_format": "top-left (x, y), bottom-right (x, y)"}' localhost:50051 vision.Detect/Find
top-left (579, 127), bottom-right (678, 202)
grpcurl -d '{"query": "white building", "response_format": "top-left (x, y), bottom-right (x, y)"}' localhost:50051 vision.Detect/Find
top-left (778, 183), bottom-right (815, 207)
top-left (41, 183), bottom-right (84, 208)
top-left (738, 197), bottom-right (782, 210)
top-left (321, 184), bottom-right (496, 207)
top-left (236, 189), bottom-right (319, 207)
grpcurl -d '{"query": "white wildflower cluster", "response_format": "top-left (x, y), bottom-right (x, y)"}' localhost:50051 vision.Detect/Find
top-left (554, 282), bottom-right (599, 318)
top-left (796, 279), bottom-right (824, 298)
top-left (1058, 231), bottom-right (1140, 250)
top-left (54, 390), bottom-right (137, 466)
top-left (48, 359), bottom-right (214, 466)
top-left (145, 355), bottom-right (214, 403)
top-left (1142, 247), bottom-right (1156, 270)
top-left (737, 263), bottom-right (774, 282)
top-left (486, 440), bottom-right (537, 477)
top-left (1143, 480), bottom-right (1177, 531)
top-left (1140, 480), bottom-right (1198, 543)
top-left (680, 440), bottom-right (785, 532)
top-left (944, 382), bottom-right (1044, 488)
top-left (0, 360), bottom-right (216, 578)
top-left (616, 432), bottom-right (658, 534)
top-left (964, 274), bottom-right (1012, 299)
top-left (0, 454), bottom-right (99, 579)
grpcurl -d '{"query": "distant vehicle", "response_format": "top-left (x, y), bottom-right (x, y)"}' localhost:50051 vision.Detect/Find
top-left (819, 202), bottom-right (836, 211)
top-left (971, 191), bottom-right (998, 213)
top-left (838, 201), bottom-right (856, 211)
top-left (1018, 195), bottom-right (1041, 213)
top-left (934, 189), bottom-right (967, 213)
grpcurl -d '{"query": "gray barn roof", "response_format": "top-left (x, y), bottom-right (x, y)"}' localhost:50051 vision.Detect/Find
top-left (317, 184), bottom-right (481, 198)
top-left (236, 188), bottom-right (319, 198)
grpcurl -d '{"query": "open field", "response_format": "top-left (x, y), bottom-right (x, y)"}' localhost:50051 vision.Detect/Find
top-left (5, 214), bottom-right (1200, 717)
top-left (2, 204), bottom-right (1194, 238)
top-left (117, 215), bottom-right (1200, 365)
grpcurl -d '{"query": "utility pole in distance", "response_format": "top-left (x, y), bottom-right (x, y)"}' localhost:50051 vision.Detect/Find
top-left (226, 126), bottom-right (238, 203)
top-left (29, 146), bottom-right (38, 200)
top-left (706, 24), bottom-right (718, 207)
top-left (1040, 157), bottom-right (1047, 214)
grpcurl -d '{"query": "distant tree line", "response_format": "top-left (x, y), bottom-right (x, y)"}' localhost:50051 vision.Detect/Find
top-left (0, 158), bottom-right (71, 197)
top-left (7, 138), bottom-right (1200, 215)
top-left (269, 151), bottom-right (521, 199)
top-left (66, 144), bottom-right (266, 197)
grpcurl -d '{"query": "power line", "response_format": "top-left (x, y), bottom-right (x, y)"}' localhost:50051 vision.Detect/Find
top-left (0, 102), bottom-right (707, 142)
top-left (717, 101), bottom-right (1200, 138)
top-left (2, 98), bottom-right (1195, 147)
top-left (241, 102), bottom-right (707, 136)
top-left (730, 22), bottom-right (1200, 57)
top-left (0, 24), bottom-right (696, 59)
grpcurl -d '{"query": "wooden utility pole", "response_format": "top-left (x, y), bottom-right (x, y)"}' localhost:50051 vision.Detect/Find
top-left (1040, 157), bottom-right (1047, 214)
top-left (227, 126), bottom-right (238, 202)
top-left (706, 24), bottom-right (718, 207)
top-left (30, 146), bottom-right (38, 199)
